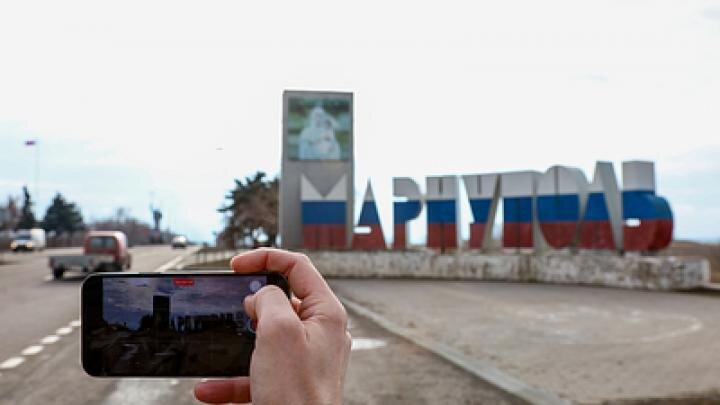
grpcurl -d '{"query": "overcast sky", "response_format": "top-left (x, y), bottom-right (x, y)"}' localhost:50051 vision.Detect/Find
top-left (1, 0), bottom-right (719, 242)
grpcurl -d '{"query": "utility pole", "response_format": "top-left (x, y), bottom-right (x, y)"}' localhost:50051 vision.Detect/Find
top-left (24, 139), bottom-right (39, 219)
top-left (34, 141), bottom-right (39, 214)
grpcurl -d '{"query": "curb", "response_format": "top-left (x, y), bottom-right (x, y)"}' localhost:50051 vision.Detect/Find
top-left (340, 296), bottom-right (571, 405)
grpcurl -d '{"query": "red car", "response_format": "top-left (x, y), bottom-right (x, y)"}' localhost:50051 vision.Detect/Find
top-left (49, 231), bottom-right (132, 279)
top-left (83, 231), bottom-right (132, 270)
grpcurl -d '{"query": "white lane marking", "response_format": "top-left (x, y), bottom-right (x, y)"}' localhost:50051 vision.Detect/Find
top-left (21, 345), bottom-right (44, 356)
top-left (102, 379), bottom-right (175, 404)
top-left (41, 335), bottom-right (60, 345)
top-left (154, 255), bottom-right (186, 273)
top-left (351, 338), bottom-right (387, 351)
top-left (169, 379), bottom-right (179, 386)
top-left (0, 357), bottom-right (25, 370)
top-left (0, 250), bottom-right (194, 376)
top-left (151, 247), bottom-right (200, 273)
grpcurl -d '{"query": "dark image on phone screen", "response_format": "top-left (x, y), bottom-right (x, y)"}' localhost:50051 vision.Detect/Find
top-left (82, 272), bottom-right (288, 377)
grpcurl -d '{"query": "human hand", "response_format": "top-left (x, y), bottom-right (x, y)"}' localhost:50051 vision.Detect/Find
top-left (194, 248), bottom-right (351, 404)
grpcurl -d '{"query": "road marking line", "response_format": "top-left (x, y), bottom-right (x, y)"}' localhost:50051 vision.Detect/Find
top-left (154, 254), bottom-right (187, 273)
top-left (21, 345), bottom-right (44, 356)
top-left (41, 335), bottom-right (60, 345)
top-left (0, 249), bottom-right (197, 377)
top-left (101, 378), bottom-right (176, 404)
top-left (0, 357), bottom-right (25, 370)
top-left (351, 338), bottom-right (387, 351)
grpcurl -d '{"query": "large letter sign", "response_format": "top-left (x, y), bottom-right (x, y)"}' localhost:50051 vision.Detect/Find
top-left (501, 171), bottom-right (541, 249)
top-left (297, 160), bottom-right (673, 253)
top-left (579, 162), bottom-right (623, 249)
top-left (426, 176), bottom-right (460, 250)
top-left (301, 175), bottom-right (348, 249)
top-left (536, 166), bottom-right (589, 249)
top-left (392, 178), bottom-right (423, 250)
top-left (352, 182), bottom-right (387, 250)
top-left (462, 174), bottom-right (500, 250)
top-left (621, 161), bottom-right (673, 251)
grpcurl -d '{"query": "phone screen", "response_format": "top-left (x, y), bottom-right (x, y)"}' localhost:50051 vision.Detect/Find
top-left (82, 273), bottom-right (286, 377)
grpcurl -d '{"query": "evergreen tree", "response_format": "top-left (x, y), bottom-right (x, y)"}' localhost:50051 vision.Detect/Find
top-left (219, 172), bottom-right (279, 248)
top-left (42, 193), bottom-right (84, 234)
top-left (0, 196), bottom-right (19, 230)
top-left (16, 186), bottom-right (36, 230)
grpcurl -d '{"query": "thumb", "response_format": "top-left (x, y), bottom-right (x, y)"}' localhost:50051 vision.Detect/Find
top-left (245, 285), bottom-right (300, 335)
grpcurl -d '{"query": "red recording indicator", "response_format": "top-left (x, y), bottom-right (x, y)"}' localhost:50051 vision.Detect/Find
top-left (173, 278), bottom-right (195, 287)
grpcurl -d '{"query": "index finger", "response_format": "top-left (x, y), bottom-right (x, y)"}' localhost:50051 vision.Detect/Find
top-left (230, 248), bottom-right (334, 302)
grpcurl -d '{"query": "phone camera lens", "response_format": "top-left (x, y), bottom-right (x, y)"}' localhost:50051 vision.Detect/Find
top-left (249, 280), bottom-right (262, 293)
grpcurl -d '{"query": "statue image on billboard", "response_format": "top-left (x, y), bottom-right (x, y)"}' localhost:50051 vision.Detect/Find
top-left (280, 90), bottom-right (354, 249)
top-left (286, 96), bottom-right (352, 161)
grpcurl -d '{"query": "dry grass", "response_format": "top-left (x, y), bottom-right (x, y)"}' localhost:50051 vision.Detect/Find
top-left (663, 240), bottom-right (720, 283)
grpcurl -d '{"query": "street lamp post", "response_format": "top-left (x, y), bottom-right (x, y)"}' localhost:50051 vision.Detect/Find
top-left (24, 139), bottom-right (39, 220)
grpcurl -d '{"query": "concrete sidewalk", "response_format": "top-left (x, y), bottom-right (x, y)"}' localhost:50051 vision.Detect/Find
top-left (329, 279), bottom-right (720, 404)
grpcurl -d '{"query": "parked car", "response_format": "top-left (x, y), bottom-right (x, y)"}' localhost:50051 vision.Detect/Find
top-left (11, 228), bottom-right (46, 252)
top-left (48, 231), bottom-right (132, 279)
top-left (171, 235), bottom-right (188, 248)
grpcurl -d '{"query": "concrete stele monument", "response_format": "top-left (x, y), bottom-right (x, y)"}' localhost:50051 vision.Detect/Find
top-left (280, 90), bottom-right (354, 249)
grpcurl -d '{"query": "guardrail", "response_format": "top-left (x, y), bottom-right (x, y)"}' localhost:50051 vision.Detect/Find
top-left (192, 248), bottom-right (243, 266)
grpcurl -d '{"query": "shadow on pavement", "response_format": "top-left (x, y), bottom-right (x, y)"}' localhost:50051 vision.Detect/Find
top-left (50, 274), bottom-right (89, 283)
top-left (679, 287), bottom-right (720, 298)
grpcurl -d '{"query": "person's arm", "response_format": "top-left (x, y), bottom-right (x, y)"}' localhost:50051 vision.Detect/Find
top-left (194, 248), bottom-right (352, 405)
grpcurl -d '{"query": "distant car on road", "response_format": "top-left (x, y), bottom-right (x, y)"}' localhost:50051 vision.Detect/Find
top-left (171, 235), bottom-right (188, 248)
top-left (11, 228), bottom-right (46, 252)
top-left (49, 231), bottom-right (132, 279)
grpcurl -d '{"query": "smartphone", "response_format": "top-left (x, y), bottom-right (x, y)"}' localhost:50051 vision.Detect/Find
top-left (81, 271), bottom-right (289, 377)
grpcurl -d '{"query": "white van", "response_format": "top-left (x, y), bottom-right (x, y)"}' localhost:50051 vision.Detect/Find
top-left (11, 228), bottom-right (47, 252)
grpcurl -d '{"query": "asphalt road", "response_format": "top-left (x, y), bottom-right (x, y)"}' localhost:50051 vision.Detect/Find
top-left (330, 279), bottom-right (720, 403)
top-left (0, 245), bottom-right (197, 405)
top-left (0, 247), bottom-right (512, 405)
